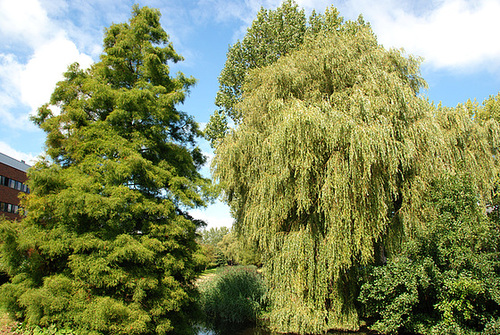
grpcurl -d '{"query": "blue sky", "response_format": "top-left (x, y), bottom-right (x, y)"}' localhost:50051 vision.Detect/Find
top-left (1, 0), bottom-right (500, 228)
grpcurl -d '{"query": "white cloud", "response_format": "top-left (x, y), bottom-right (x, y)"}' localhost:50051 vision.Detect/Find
top-left (19, 33), bottom-right (93, 113)
top-left (0, 54), bottom-right (40, 130)
top-left (0, 54), bottom-right (23, 116)
top-left (0, 0), bottom-right (52, 48)
top-left (195, 0), bottom-right (500, 71)
top-left (0, 0), bottom-right (95, 123)
top-left (343, 0), bottom-right (500, 71)
top-left (0, 141), bottom-right (38, 165)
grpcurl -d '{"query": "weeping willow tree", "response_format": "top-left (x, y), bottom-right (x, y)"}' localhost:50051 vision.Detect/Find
top-left (212, 19), bottom-right (499, 334)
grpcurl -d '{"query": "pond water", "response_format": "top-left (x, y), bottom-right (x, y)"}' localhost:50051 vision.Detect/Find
top-left (195, 323), bottom-right (373, 335)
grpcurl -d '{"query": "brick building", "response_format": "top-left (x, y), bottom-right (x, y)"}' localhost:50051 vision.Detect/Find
top-left (0, 152), bottom-right (31, 221)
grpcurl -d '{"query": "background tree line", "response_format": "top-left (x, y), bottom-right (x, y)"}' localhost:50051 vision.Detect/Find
top-left (196, 226), bottom-right (261, 268)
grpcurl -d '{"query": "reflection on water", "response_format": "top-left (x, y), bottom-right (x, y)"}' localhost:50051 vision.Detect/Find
top-left (195, 323), bottom-right (372, 335)
top-left (194, 323), bottom-right (267, 335)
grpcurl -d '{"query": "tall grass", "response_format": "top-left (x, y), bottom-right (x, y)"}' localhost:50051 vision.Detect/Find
top-left (198, 266), bottom-right (267, 325)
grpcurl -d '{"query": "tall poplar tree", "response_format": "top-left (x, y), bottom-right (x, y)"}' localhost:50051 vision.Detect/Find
top-left (205, 0), bottom-right (345, 145)
top-left (0, 6), bottom-right (209, 335)
top-left (212, 11), bottom-right (498, 335)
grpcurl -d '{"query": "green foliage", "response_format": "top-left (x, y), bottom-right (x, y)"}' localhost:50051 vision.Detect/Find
top-left (234, 237), bottom-right (261, 267)
top-left (215, 250), bottom-right (228, 268)
top-left (475, 92), bottom-right (500, 123)
top-left (0, 5), bottom-right (209, 335)
top-left (199, 227), bottom-right (230, 247)
top-left (359, 173), bottom-right (500, 334)
top-left (212, 4), bottom-right (498, 333)
top-left (196, 227), bottom-right (230, 269)
top-left (206, 0), bottom-right (347, 145)
top-left (198, 266), bottom-right (266, 325)
top-left (358, 257), bottom-right (437, 334)
top-left (213, 0), bottom-right (306, 123)
top-left (15, 323), bottom-right (77, 335)
top-left (197, 227), bottom-right (261, 268)
top-left (216, 231), bottom-right (261, 267)
top-left (216, 232), bottom-right (238, 266)
top-left (192, 243), bottom-right (216, 271)
top-left (0, 219), bottom-right (8, 285)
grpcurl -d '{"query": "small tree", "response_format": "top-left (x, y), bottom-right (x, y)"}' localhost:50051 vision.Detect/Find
top-left (199, 227), bottom-right (230, 247)
top-left (0, 5), bottom-right (209, 335)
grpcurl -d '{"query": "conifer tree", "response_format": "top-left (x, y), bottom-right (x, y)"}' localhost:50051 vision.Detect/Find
top-left (0, 6), bottom-right (209, 335)
top-left (212, 8), bottom-right (498, 334)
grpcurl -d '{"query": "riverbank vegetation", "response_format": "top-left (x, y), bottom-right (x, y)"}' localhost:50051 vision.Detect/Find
top-left (197, 266), bottom-right (266, 326)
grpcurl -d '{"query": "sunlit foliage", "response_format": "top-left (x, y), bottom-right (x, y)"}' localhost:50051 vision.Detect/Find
top-left (0, 6), bottom-right (209, 335)
top-left (212, 5), bottom-right (499, 333)
top-left (206, 0), bottom-right (346, 146)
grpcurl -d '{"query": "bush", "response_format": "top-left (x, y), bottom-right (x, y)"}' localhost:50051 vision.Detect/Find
top-left (15, 323), bottom-right (76, 335)
top-left (198, 266), bottom-right (267, 325)
top-left (359, 173), bottom-right (500, 334)
top-left (358, 257), bottom-right (438, 334)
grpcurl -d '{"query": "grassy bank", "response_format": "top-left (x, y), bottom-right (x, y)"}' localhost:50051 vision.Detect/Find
top-left (196, 267), bottom-right (220, 286)
top-left (0, 309), bottom-right (17, 335)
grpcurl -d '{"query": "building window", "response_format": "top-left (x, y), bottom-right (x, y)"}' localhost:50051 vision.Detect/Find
top-left (0, 202), bottom-right (21, 214)
top-left (1, 175), bottom-right (7, 186)
top-left (0, 175), bottom-right (29, 194)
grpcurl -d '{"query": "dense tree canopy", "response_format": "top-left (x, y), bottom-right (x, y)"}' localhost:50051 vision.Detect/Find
top-left (205, 0), bottom-right (346, 146)
top-left (0, 6), bottom-right (209, 335)
top-left (212, 4), bottom-right (499, 333)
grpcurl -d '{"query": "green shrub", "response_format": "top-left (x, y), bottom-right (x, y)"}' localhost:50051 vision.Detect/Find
top-left (198, 266), bottom-right (267, 324)
top-left (358, 257), bottom-right (438, 334)
top-left (215, 250), bottom-right (228, 267)
top-left (359, 173), bottom-right (500, 334)
top-left (15, 323), bottom-right (77, 335)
